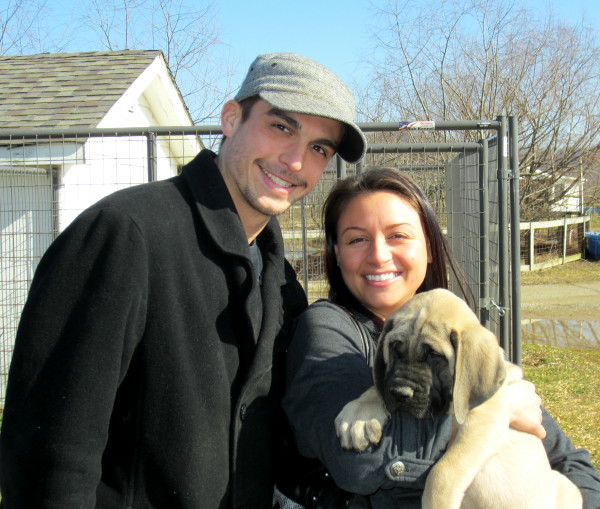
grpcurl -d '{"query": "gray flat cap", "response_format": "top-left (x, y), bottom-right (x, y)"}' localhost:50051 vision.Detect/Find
top-left (234, 52), bottom-right (366, 163)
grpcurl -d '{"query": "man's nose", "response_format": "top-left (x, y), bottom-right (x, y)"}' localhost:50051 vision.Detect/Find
top-left (280, 143), bottom-right (304, 172)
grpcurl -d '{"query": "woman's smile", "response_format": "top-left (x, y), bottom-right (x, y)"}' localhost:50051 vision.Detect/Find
top-left (334, 191), bottom-right (431, 320)
top-left (364, 272), bottom-right (401, 283)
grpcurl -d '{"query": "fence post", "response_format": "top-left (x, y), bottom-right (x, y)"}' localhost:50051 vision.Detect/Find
top-left (146, 132), bottom-right (157, 183)
top-left (356, 159), bottom-right (365, 174)
top-left (509, 116), bottom-right (522, 365)
top-left (479, 140), bottom-right (490, 328)
top-left (300, 197), bottom-right (309, 292)
top-left (562, 217), bottom-right (568, 264)
top-left (529, 224), bottom-right (535, 271)
top-left (336, 155), bottom-right (346, 179)
top-left (496, 116), bottom-right (510, 354)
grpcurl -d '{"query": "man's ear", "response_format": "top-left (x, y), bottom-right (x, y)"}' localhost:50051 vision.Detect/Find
top-left (221, 100), bottom-right (242, 137)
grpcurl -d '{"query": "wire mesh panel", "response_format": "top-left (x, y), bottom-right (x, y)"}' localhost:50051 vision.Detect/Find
top-left (0, 120), bottom-right (520, 405)
top-left (520, 217), bottom-right (589, 270)
top-left (280, 164), bottom-right (339, 302)
top-left (290, 130), bottom-right (516, 353)
top-left (445, 149), bottom-right (483, 305)
top-left (444, 140), bottom-right (506, 340)
top-left (356, 141), bottom-right (507, 343)
top-left (0, 128), bottom-right (213, 405)
top-left (0, 168), bottom-right (54, 399)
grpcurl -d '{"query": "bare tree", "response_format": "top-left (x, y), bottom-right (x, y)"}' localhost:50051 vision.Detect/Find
top-left (79, 0), bottom-right (234, 123)
top-left (2, 0), bottom-right (234, 125)
top-left (361, 0), bottom-right (600, 219)
top-left (0, 0), bottom-right (50, 54)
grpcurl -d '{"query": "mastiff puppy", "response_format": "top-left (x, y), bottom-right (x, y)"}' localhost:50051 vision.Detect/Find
top-left (335, 288), bottom-right (582, 509)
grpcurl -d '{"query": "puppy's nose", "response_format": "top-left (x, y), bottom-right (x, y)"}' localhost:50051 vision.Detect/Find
top-left (391, 386), bottom-right (414, 399)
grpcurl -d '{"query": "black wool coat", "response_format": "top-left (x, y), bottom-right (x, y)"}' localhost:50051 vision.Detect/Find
top-left (0, 150), bottom-right (307, 508)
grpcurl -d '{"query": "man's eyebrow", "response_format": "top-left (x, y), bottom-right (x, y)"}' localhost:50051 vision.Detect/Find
top-left (266, 108), bottom-right (340, 152)
top-left (267, 108), bottom-right (301, 131)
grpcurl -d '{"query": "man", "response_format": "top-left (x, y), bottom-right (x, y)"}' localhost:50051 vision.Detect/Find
top-left (0, 53), bottom-right (366, 508)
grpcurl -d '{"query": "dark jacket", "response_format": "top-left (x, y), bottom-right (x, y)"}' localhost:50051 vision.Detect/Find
top-left (284, 300), bottom-right (600, 508)
top-left (0, 150), bottom-right (307, 508)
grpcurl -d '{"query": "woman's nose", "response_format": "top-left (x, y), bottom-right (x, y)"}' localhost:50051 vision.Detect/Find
top-left (368, 236), bottom-right (392, 264)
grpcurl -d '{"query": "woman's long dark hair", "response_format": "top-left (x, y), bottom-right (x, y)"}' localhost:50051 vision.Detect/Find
top-left (323, 166), bottom-right (470, 324)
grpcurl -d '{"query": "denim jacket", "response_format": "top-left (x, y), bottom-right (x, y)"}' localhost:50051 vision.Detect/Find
top-left (283, 300), bottom-right (600, 508)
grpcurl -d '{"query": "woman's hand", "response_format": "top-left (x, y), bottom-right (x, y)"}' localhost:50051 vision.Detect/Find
top-left (505, 368), bottom-right (546, 439)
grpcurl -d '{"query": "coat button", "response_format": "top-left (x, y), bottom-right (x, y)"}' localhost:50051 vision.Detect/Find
top-left (389, 461), bottom-right (406, 477)
top-left (240, 404), bottom-right (247, 421)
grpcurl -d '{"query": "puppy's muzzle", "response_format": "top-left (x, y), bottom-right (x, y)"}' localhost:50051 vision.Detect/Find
top-left (391, 386), bottom-right (415, 399)
top-left (383, 364), bottom-right (433, 418)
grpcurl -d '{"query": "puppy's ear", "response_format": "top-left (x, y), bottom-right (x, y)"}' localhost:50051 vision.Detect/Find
top-left (452, 326), bottom-right (506, 424)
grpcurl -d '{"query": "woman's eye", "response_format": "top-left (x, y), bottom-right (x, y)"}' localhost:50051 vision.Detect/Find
top-left (348, 237), bottom-right (366, 245)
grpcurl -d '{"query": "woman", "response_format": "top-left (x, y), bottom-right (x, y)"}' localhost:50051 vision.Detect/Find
top-left (283, 167), bottom-right (600, 508)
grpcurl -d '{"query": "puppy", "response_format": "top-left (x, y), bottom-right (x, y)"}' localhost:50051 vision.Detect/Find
top-left (335, 288), bottom-right (582, 509)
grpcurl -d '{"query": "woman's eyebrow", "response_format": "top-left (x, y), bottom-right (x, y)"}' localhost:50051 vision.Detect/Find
top-left (339, 222), bottom-right (418, 236)
top-left (340, 225), bottom-right (366, 235)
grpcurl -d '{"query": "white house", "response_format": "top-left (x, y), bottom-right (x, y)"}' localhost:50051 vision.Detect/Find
top-left (523, 165), bottom-right (585, 215)
top-left (0, 50), bottom-right (201, 404)
top-left (548, 174), bottom-right (584, 214)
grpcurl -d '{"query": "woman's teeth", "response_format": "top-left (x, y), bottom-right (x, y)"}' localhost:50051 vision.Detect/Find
top-left (365, 273), bottom-right (399, 282)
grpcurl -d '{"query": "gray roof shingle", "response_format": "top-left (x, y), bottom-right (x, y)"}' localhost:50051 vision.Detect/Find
top-left (0, 50), bottom-right (163, 129)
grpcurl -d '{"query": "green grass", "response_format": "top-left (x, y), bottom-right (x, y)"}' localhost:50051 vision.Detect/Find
top-left (522, 344), bottom-right (600, 469)
top-left (520, 257), bottom-right (599, 469)
top-left (520, 259), bottom-right (600, 285)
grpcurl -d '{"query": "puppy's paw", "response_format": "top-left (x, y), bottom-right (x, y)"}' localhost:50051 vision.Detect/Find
top-left (336, 416), bottom-right (383, 451)
top-left (335, 386), bottom-right (389, 452)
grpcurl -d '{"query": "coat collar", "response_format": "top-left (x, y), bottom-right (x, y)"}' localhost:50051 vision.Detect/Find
top-left (181, 149), bottom-right (287, 280)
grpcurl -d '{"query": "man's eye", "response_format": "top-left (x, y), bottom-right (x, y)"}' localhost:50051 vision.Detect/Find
top-left (312, 144), bottom-right (327, 156)
top-left (274, 123), bottom-right (290, 133)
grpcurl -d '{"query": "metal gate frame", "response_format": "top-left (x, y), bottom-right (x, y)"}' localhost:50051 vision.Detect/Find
top-left (0, 117), bottom-right (521, 408)
top-left (351, 117), bottom-right (521, 362)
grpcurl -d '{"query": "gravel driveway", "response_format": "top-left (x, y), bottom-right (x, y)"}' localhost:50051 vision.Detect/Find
top-left (520, 282), bottom-right (600, 321)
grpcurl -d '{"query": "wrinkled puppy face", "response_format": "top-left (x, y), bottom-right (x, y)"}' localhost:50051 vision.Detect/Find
top-left (375, 298), bottom-right (455, 419)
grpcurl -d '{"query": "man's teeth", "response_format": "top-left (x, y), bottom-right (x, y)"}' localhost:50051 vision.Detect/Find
top-left (262, 168), bottom-right (293, 188)
top-left (365, 273), bottom-right (399, 282)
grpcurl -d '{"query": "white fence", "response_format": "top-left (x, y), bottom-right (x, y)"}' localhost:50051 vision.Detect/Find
top-left (519, 216), bottom-right (590, 271)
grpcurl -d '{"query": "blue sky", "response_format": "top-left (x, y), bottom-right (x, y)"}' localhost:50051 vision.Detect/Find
top-left (216, 0), bottom-right (373, 87)
top-left (42, 0), bottom-right (599, 102)
top-left (43, 0), bottom-right (600, 88)
top-left (216, 0), bottom-right (600, 89)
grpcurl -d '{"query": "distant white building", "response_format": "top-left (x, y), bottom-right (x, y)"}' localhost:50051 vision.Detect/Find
top-left (0, 50), bottom-right (201, 402)
top-left (549, 175), bottom-right (584, 214)
top-left (0, 50), bottom-right (200, 230)
top-left (524, 169), bottom-right (584, 214)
